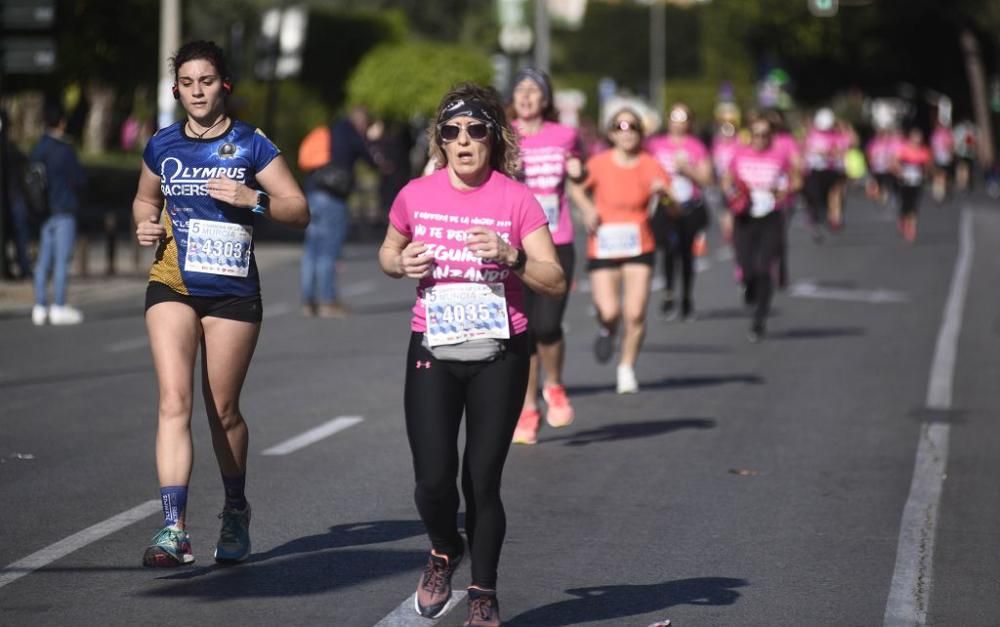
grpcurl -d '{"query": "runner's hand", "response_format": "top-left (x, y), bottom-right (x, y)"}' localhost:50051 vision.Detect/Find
top-left (566, 156), bottom-right (583, 181)
top-left (206, 176), bottom-right (253, 208)
top-left (136, 216), bottom-right (166, 247)
top-left (465, 227), bottom-right (514, 265)
top-left (400, 241), bottom-right (434, 279)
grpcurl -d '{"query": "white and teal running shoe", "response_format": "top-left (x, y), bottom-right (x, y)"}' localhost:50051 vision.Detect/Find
top-left (142, 525), bottom-right (195, 567)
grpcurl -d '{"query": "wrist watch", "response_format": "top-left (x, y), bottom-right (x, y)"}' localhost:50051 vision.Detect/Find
top-left (510, 248), bottom-right (527, 271)
top-left (252, 190), bottom-right (270, 215)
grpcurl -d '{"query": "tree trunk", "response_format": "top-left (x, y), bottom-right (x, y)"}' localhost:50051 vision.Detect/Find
top-left (83, 82), bottom-right (115, 155)
top-left (960, 28), bottom-right (995, 169)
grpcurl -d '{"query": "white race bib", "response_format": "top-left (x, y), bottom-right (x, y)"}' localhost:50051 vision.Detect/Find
top-left (901, 164), bottom-right (923, 186)
top-left (671, 176), bottom-right (695, 203)
top-left (750, 190), bottom-right (776, 217)
top-left (595, 223), bottom-right (641, 259)
top-left (423, 282), bottom-right (510, 347)
top-left (535, 193), bottom-right (560, 231)
top-left (184, 219), bottom-right (253, 277)
top-left (807, 153), bottom-right (828, 170)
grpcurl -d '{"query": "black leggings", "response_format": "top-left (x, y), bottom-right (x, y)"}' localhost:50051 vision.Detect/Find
top-left (804, 170), bottom-right (841, 225)
top-left (404, 331), bottom-right (531, 589)
top-left (522, 243), bottom-right (575, 345)
top-left (899, 184), bottom-right (921, 216)
top-left (735, 212), bottom-right (783, 327)
top-left (651, 207), bottom-right (699, 304)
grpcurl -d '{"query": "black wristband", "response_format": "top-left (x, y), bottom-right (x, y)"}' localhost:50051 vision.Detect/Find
top-left (510, 248), bottom-right (527, 271)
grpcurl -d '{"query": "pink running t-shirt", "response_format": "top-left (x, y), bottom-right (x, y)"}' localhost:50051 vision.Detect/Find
top-left (389, 168), bottom-right (548, 335)
top-left (804, 128), bottom-right (845, 172)
top-left (644, 133), bottom-right (710, 203)
top-left (867, 134), bottom-right (902, 174)
top-left (712, 135), bottom-right (742, 179)
top-left (931, 126), bottom-right (954, 166)
top-left (514, 120), bottom-right (580, 246)
top-left (729, 144), bottom-right (793, 215)
top-left (771, 132), bottom-right (801, 168)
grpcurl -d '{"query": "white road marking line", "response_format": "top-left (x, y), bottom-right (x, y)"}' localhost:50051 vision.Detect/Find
top-left (789, 281), bottom-right (909, 304)
top-left (373, 591), bottom-right (468, 626)
top-left (261, 416), bottom-right (364, 456)
top-left (883, 208), bottom-right (973, 626)
top-left (0, 500), bottom-right (161, 590)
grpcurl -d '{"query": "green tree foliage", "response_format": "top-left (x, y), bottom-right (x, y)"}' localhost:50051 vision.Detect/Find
top-left (297, 9), bottom-right (408, 108)
top-left (552, 1), bottom-right (701, 95)
top-left (345, 42), bottom-right (493, 121)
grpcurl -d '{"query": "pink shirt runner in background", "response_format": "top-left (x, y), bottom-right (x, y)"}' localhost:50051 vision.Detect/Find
top-left (729, 144), bottom-right (793, 214)
top-left (514, 120), bottom-right (580, 246)
top-left (644, 133), bottom-right (710, 203)
top-left (803, 128), bottom-right (846, 172)
top-left (389, 168), bottom-right (548, 335)
top-left (712, 135), bottom-right (742, 180)
top-left (867, 134), bottom-right (902, 174)
top-left (771, 132), bottom-right (801, 168)
top-left (931, 126), bottom-right (954, 166)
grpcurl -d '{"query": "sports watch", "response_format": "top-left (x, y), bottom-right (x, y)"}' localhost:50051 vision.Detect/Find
top-left (252, 191), bottom-right (270, 215)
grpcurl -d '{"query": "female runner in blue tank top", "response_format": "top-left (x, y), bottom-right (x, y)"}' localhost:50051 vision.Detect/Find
top-left (132, 41), bottom-right (308, 567)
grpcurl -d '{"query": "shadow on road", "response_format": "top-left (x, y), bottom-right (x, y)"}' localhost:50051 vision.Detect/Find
top-left (142, 519), bottom-right (430, 598)
top-left (505, 576), bottom-right (749, 626)
top-left (565, 374), bottom-right (763, 398)
top-left (767, 326), bottom-right (866, 340)
top-left (693, 307), bottom-right (781, 321)
top-left (539, 418), bottom-right (716, 446)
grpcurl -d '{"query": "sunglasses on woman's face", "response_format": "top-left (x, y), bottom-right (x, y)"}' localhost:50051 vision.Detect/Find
top-left (439, 122), bottom-right (491, 142)
top-left (613, 120), bottom-right (640, 133)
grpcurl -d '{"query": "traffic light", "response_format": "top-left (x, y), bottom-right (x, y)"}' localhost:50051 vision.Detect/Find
top-left (808, 0), bottom-right (838, 18)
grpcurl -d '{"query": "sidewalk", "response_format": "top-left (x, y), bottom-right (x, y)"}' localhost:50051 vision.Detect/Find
top-left (0, 238), bottom-right (304, 316)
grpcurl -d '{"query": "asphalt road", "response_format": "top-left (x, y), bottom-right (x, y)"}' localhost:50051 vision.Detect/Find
top-left (1, 189), bottom-right (998, 627)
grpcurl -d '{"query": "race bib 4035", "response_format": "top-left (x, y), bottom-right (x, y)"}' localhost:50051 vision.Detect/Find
top-left (423, 282), bottom-right (510, 347)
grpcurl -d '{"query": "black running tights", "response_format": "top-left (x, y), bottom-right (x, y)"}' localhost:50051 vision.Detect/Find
top-left (404, 331), bottom-right (531, 589)
top-left (735, 211), bottom-right (783, 327)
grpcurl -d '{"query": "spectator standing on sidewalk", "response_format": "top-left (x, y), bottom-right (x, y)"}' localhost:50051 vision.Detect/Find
top-left (31, 101), bottom-right (86, 326)
top-left (299, 105), bottom-right (384, 318)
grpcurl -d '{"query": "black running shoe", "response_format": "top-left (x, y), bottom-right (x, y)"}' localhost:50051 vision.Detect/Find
top-left (593, 330), bottom-right (614, 363)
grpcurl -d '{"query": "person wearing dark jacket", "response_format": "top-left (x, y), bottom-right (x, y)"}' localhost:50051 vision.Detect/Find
top-left (300, 105), bottom-right (381, 318)
top-left (31, 102), bottom-right (86, 325)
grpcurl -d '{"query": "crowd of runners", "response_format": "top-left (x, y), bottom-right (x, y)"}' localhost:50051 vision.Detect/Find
top-left (130, 40), bottom-right (980, 626)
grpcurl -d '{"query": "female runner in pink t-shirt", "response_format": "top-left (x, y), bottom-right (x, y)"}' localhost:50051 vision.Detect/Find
top-left (508, 68), bottom-right (584, 445)
top-left (378, 82), bottom-right (565, 626)
top-left (644, 102), bottom-right (713, 320)
top-left (724, 116), bottom-right (800, 342)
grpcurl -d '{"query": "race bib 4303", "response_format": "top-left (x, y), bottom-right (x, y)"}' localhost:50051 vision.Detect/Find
top-left (184, 219), bottom-right (253, 277)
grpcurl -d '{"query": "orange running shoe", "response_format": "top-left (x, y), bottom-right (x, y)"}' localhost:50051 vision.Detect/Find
top-left (542, 384), bottom-right (575, 427)
top-left (512, 407), bottom-right (541, 445)
top-left (692, 232), bottom-right (708, 257)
